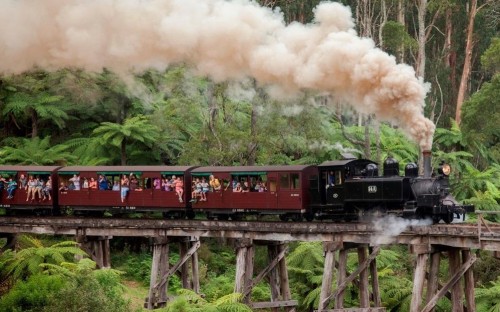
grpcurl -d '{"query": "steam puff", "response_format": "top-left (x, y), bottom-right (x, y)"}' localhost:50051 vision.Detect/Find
top-left (371, 215), bottom-right (432, 245)
top-left (0, 0), bottom-right (435, 149)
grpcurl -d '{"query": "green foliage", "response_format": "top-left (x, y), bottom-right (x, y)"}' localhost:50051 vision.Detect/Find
top-left (461, 75), bottom-right (500, 167)
top-left (0, 136), bottom-right (75, 165)
top-left (481, 38), bottom-right (500, 74)
top-left (382, 21), bottom-right (418, 54)
top-left (476, 276), bottom-right (500, 312)
top-left (0, 274), bottom-right (67, 312)
top-left (93, 114), bottom-right (160, 164)
top-left (161, 290), bottom-right (252, 312)
top-left (0, 235), bottom-right (87, 281)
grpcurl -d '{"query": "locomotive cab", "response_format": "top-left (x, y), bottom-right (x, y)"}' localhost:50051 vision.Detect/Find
top-left (316, 159), bottom-right (377, 208)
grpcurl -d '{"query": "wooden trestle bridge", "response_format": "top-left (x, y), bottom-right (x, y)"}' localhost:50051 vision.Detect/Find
top-left (1, 214), bottom-right (500, 312)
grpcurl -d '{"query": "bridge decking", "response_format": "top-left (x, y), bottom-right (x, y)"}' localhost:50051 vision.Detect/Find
top-left (1, 216), bottom-right (499, 251)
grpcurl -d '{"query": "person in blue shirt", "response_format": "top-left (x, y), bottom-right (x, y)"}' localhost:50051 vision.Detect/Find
top-left (98, 174), bottom-right (108, 190)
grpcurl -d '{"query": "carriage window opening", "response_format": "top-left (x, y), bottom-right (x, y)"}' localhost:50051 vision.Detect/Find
top-left (269, 179), bottom-right (277, 192)
top-left (291, 173), bottom-right (300, 189)
top-left (279, 173), bottom-right (290, 189)
top-left (143, 177), bottom-right (151, 189)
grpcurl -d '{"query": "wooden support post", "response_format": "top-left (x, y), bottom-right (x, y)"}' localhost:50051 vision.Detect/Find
top-left (76, 236), bottom-right (111, 269)
top-left (179, 241), bottom-right (190, 289)
top-left (102, 237), bottom-right (111, 268)
top-left (278, 243), bottom-right (295, 312)
top-left (369, 247), bottom-right (381, 307)
top-left (421, 254), bottom-right (476, 312)
top-left (268, 244), bottom-right (281, 310)
top-left (157, 242), bottom-right (169, 307)
top-left (425, 251), bottom-right (441, 312)
top-left (335, 249), bottom-right (348, 309)
top-left (243, 242), bottom-right (255, 304)
top-left (146, 237), bottom-right (169, 310)
top-left (234, 239), bottom-right (252, 294)
top-left (410, 253), bottom-right (428, 312)
top-left (319, 242), bottom-right (340, 311)
top-left (358, 247), bottom-right (369, 308)
top-left (462, 250), bottom-right (476, 312)
top-left (449, 249), bottom-right (464, 312)
top-left (191, 239), bottom-right (200, 294)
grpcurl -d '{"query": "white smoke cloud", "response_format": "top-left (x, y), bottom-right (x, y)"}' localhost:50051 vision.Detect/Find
top-left (370, 215), bottom-right (432, 245)
top-left (0, 0), bottom-right (435, 149)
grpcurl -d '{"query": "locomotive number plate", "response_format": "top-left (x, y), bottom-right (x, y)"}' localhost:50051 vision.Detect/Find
top-left (368, 185), bottom-right (377, 193)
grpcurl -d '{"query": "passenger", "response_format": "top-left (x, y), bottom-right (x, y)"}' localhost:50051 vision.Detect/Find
top-left (35, 178), bottom-right (44, 200)
top-left (69, 174), bottom-right (81, 190)
top-left (42, 176), bottom-right (52, 201)
top-left (129, 173), bottom-right (139, 191)
top-left (190, 178), bottom-right (202, 203)
top-left (200, 178), bottom-right (209, 201)
top-left (162, 177), bottom-right (171, 191)
top-left (258, 182), bottom-right (267, 192)
top-left (112, 181), bottom-right (120, 191)
top-left (233, 183), bottom-right (242, 192)
top-left (254, 181), bottom-right (262, 192)
top-left (82, 177), bottom-right (89, 189)
top-left (18, 174), bottom-right (27, 188)
top-left (225, 178), bottom-right (238, 191)
top-left (98, 175), bottom-right (108, 190)
top-left (6, 178), bottom-right (17, 199)
top-left (59, 182), bottom-right (68, 193)
top-left (0, 175), bottom-right (6, 193)
top-left (241, 181), bottom-right (250, 192)
top-left (120, 174), bottom-right (129, 203)
top-left (26, 176), bottom-right (37, 201)
top-left (209, 175), bottom-right (221, 191)
top-left (153, 178), bottom-right (161, 190)
top-left (174, 177), bottom-right (184, 203)
top-left (89, 177), bottom-right (97, 190)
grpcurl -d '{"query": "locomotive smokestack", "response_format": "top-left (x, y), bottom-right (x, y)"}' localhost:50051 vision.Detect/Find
top-left (423, 150), bottom-right (432, 178)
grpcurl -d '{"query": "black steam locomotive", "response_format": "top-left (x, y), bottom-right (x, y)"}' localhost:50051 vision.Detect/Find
top-left (310, 153), bottom-right (474, 223)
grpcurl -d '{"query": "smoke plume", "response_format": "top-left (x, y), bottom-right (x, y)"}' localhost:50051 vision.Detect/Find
top-left (371, 215), bottom-right (432, 245)
top-left (0, 0), bottom-right (435, 149)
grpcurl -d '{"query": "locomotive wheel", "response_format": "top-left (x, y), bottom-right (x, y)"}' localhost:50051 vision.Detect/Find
top-left (432, 215), bottom-right (441, 224)
top-left (443, 213), bottom-right (454, 224)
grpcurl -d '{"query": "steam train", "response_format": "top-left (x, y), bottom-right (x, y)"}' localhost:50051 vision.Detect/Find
top-left (0, 154), bottom-right (474, 224)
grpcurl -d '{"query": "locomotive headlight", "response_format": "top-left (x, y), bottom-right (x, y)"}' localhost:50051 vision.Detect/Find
top-left (441, 164), bottom-right (451, 176)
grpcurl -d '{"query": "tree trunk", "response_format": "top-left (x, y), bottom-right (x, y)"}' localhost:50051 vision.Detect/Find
top-left (415, 0), bottom-right (428, 78)
top-left (456, 0), bottom-right (478, 125)
top-left (397, 0), bottom-right (406, 62)
top-left (30, 109), bottom-right (38, 138)
top-left (444, 7), bottom-right (457, 111)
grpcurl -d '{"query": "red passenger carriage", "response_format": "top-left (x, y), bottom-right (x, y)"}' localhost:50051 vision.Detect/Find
top-left (189, 165), bottom-right (316, 220)
top-left (57, 166), bottom-right (196, 214)
top-left (0, 166), bottom-right (60, 213)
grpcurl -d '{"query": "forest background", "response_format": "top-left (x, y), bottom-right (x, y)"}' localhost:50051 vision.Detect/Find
top-left (0, 0), bottom-right (499, 311)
